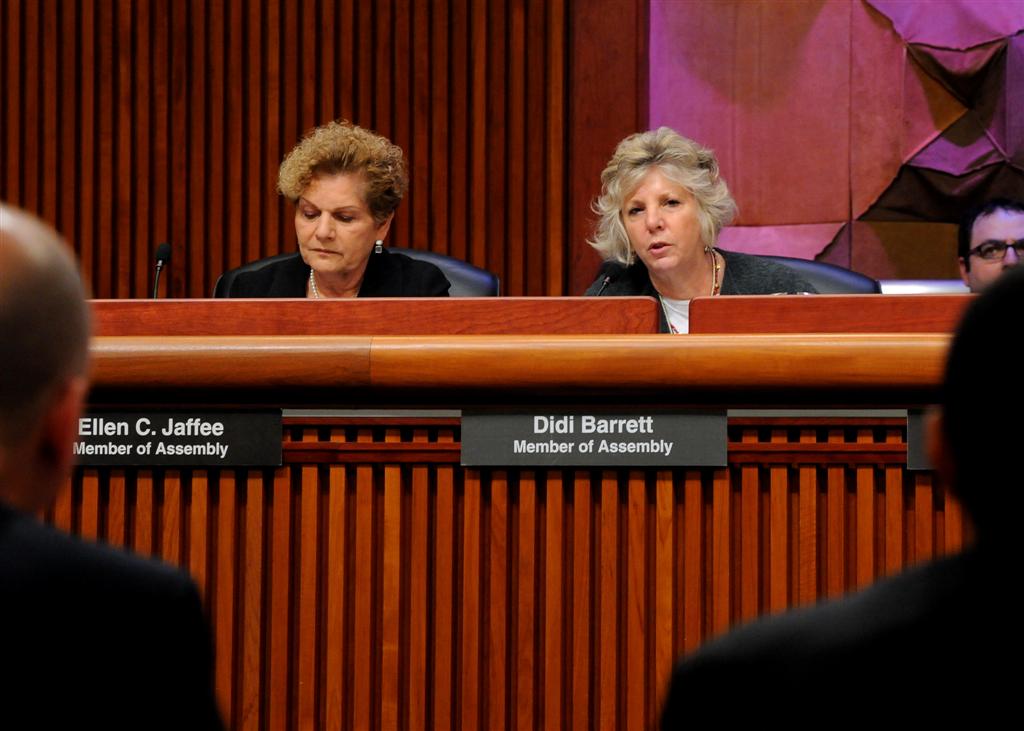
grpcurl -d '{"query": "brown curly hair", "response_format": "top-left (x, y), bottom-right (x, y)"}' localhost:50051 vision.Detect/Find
top-left (277, 120), bottom-right (409, 224)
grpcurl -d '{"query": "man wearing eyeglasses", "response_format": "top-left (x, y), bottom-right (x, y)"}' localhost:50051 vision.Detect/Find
top-left (957, 198), bottom-right (1024, 293)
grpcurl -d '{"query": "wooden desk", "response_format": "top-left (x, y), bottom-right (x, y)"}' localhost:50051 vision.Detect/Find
top-left (57, 301), bottom-right (964, 731)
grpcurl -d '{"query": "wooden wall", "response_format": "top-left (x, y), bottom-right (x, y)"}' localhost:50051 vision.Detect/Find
top-left (1, 0), bottom-right (651, 298)
top-left (54, 416), bottom-right (965, 731)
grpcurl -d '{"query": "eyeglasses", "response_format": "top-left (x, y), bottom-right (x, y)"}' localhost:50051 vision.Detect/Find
top-left (967, 239), bottom-right (1024, 261)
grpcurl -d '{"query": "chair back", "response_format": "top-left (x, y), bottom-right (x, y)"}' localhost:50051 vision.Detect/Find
top-left (762, 255), bottom-right (881, 294)
top-left (214, 249), bottom-right (501, 297)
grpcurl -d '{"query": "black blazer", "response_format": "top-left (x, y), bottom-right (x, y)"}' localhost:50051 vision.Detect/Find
top-left (224, 249), bottom-right (451, 297)
top-left (660, 548), bottom-right (1010, 725)
top-left (0, 503), bottom-right (224, 730)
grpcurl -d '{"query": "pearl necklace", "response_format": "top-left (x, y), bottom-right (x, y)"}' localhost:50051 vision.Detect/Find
top-left (308, 268), bottom-right (321, 299)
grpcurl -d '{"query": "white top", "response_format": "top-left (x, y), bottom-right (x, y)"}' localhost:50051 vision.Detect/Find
top-left (660, 296), bottom-right (691, 334)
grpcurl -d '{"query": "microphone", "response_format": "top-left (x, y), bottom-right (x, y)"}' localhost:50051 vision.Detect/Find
top-left (153, 242), bottom-right (171, 299)
top-left (595, 275), bottom-right (613, 296)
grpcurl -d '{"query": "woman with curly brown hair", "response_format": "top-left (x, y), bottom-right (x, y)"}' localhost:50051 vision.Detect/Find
top-left (222, 120), bottom-right (450, 298)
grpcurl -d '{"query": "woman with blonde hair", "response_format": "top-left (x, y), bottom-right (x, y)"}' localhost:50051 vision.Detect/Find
top-left (585, 128), bottom-right (813, 332)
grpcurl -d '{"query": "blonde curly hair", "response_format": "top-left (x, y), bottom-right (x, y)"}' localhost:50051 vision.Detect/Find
top-left (589, 127), bottom-right (737, 265)
top-left (277, 120), bottom-right (409, 224)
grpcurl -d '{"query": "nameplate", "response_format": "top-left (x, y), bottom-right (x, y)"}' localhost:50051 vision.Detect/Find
top-left (461, 411), bottom-right (726, 467)
top-left (74, 411), bottom-right (282, 466)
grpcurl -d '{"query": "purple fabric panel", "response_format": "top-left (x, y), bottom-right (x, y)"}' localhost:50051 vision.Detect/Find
top-left (648, 0), bottom-right (1024, 278)
top-left (649, 0), bottom-right (851, 226)
top-left (850, 220), bottom-right (959, 279)
top-left (907, 40), bottom-right (1006, 104)
top-left (1008, 35), bottom-right (1024, 162)
top-left (717, 223), bottom-right (844, 259)
top-left (867, 0), bottom-right (1024, 50)
top-left (862, 163), bottom-right (1024, 222)
top-left (849, 1), bottom-right (957, 218)
top-left (910, 113), bottom-right (1004, 175)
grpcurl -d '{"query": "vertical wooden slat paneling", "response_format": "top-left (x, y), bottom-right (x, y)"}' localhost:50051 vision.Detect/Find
top-left (884, 429), bottom-right (905, 575)
top-left (265, 0), bottom-right (283, 263)
top-left (223, 0), bottom-right (243, 277)
top-left (190, 471), bottom-right (209, 598)
top-left (945, 483), bottom-right (964, 553)
top-left (107, 470), bottom-right (126, 547)
top-left (653, 471), bottom-right (674, 719)
top-left (162, 470), bottom-right (182, 564)
top-left (50, 417), bottom-right (970, 731)
top-left (525, 0), bottom-right (547, 295)
top-left (134, 470), bottom-right (154, 556)
top-left (133, 0), bottom-right (152, 297)
top-left (460, 469), bottom-right (482, 731)
top-left (214, 471), bottom-right (237, 725)
top-left (487, 471), bottom-right (509, 731)
top-left (855, 429), bottom-right (876, 588)
top-left (797, 430), bottom-right (818, 604)
top-left (769, 430), bottom-right (789, 612)
top-left (168, 0), bottom-right (188, 299)
top-left (542, 471), bottom-right (564, 731)
top-left (151, 0), bottom-right (170, 288)
top-left (710, 469), bottom-right (731, 636)
top-left (503, 0), bottom-right (520, 292)
top-left (267, 467), bottom-right (291, 731)
top-left (625, 471), bottom-right (646, 730)
top-left (739, 430), bottom-right (760, 619)
top-left (545, 0), bottom-right (566, 294)
top-left (352, 430), bottom-right (374, 731)
top-left (407, 430), bottom-right (431, 730)
top-left (381, 430), bottom-right (403, 731)
top-left (323, 429), bottom-right (348, 731)
top-left (244, 0), bottom-right (263, 265)
top-left (515, 471), bottom-right (537, 731)
top-left (21, 0), bottom-right (38, 213)
top-left (448, 0), bottom-right (469, 263)
top-left (410, 0), bottom-right (430, 252)
top-left (297, 431), bottom-right (320, 731)
top-left (597, 471), bottom-right (618, 729)
top-left (571, 471), bottom-right (592, 731)
top-left (115, 0), bottom-right (133, 298)
top-left (41, 0), bottom-right (58, 223)
top-left (826, 429), bottom-right (846, 597)
top-left (79, 0), bottom-right (96, 287)
top-left (58, 0), bottom-right (78, 243)
top-left (80, 469), bottom-right (100, 540)
top-left (915, 472), bottom-right (935, 562)
top-left (206, 1), bottom-right (225, 297)
top-left (5, 0), bottom-right (568, 296)
top-left (3, 0), bottom-right (22, 202)
top-left (434, 430), bottom-right (456, 731)
top-left (240, 471), bottom-right (264, 731)
top-left (428, 0), bottom-right (450, 255)
top-left (469, 0), bottom-right (489, 272)
top-left (681, 471), bottom-right (702, 655)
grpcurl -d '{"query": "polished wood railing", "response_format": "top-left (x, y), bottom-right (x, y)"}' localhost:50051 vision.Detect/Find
top-left (56, 334), bottom-right (960, 731)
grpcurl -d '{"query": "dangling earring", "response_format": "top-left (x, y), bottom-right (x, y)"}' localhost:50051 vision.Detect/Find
top-left (374, 239), bottom-right (383, 254)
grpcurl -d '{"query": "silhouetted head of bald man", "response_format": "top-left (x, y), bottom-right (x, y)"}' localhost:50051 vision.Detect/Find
top-left (0, 204), bottom-right (90, 510)
top-left (0, 204), bottom-right (224, 729)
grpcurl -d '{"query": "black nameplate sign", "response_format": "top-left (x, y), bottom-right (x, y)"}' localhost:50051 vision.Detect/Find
top-left (461, 411), bottom-right (726, 467)
top-left (74, 411), bottom-right (282, 466)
